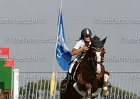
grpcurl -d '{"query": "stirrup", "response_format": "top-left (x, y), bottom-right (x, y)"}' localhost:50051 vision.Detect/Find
top-left (60, 84), bottom-right (67, 93)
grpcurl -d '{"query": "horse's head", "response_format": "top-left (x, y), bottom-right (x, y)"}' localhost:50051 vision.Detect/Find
top-left (85, 36), bottom-right (107, 78)
top-left (90, 36), bottom-right (107, 63)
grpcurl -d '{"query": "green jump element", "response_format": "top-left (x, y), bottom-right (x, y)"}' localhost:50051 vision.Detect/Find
top-left (0, 58), bottom-right (12, 90)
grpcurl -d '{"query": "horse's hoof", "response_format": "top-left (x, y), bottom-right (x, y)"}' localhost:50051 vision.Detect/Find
top-left (86, 94), bottom-right (92, 99)
top-left (103, 87), bottom-right (108, 91)
top-left (103, 90), bottom-right (109, 96)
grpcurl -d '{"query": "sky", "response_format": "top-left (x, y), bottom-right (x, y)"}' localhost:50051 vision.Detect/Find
top-left (0, 0), bottom-right (140, 73)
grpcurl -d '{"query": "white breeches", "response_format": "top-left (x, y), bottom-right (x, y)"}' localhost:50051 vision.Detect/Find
top-left (68, 58), bottom-right (77, 73)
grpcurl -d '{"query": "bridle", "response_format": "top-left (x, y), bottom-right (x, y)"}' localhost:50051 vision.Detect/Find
top-left (90, 46), bottom-right (105, 64)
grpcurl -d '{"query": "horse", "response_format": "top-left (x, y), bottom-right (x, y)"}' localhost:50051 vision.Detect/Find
top-left (60, 36), bottom-right (110, 99)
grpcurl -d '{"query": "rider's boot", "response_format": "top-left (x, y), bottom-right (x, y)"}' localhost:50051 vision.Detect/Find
top-left (60, 72), bottom-right (72, 93)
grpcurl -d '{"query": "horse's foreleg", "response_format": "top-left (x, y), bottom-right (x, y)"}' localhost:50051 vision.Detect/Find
top-left (103, 72), bottom-right (110, 96)
top-left (85, 89), bottom-right (92, 99)
top-left (103, 72), bottom-right (109, 90)
top-left (92, 88), bottom-right (102, 98)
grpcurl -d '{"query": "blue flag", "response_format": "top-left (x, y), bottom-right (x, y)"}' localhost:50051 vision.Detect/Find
top-left (56, 12), bottom-right (72, 71)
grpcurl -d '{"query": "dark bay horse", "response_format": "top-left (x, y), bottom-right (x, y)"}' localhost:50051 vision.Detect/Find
top-left (60, 36), bottom-right (110, 99)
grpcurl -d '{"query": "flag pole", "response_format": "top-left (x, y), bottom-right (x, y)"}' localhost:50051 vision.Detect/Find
top-left (50, 0), bottom-right (63, 98)
top-left (52, 0), bottom-right (63, 73)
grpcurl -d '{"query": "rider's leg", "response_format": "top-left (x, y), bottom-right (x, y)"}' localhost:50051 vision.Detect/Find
top-left (60, 60), bottom-right (77, 92)
top-left (68, 61), bottom-right (76, 75)
top-left (60, 72), bottom-right (72, 92)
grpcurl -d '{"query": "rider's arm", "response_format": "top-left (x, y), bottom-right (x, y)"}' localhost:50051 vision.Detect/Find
top-left (71, 40), bottom-right (89, 56)
top-left (71, 48), bottom-right (84, 56)
top-left (71, 47), bottom-right (88, 56)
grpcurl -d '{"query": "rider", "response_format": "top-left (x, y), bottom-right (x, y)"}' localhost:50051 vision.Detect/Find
top-left (60, 28), bottom-right (92, 92)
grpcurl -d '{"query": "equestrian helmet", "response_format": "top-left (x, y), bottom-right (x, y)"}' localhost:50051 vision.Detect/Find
top-left (81, 28), bottom-right (92, 37)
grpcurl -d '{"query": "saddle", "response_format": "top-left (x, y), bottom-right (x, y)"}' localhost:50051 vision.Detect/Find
top-left (71, 52), bottom-right (87, 81)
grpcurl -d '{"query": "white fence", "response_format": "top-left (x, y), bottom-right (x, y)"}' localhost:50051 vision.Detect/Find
top-left (13, 71), bottom-right (140, 99)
